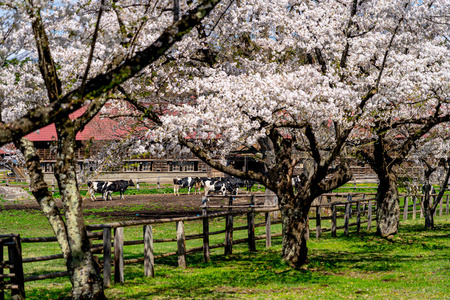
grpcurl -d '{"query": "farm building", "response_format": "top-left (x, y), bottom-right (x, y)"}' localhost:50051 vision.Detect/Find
top-left (8, 105), bottom-right (215, 184)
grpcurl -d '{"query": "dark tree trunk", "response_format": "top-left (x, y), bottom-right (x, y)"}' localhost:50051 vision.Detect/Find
top-left (422, 184), bottom-right (435, 230)
top-left (376, 171), bottom-right (400, 237)
top-left (55, 119), bottom-right (105, 300)
top-left (424, 204), bottom-right (434, 229)
top-left (279, 194), bottom-right (310, 268)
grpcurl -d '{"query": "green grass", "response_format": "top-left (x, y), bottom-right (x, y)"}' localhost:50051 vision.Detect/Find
top-left (1, 206), bottom-right (450, 299)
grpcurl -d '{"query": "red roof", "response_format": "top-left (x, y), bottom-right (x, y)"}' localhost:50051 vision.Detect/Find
top-left (25, 106), bottom-right (132, 142)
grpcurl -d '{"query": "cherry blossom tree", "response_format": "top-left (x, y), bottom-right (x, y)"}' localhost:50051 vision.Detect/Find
top-left (355, 25), bottom-right (450, 237)
top-left (0, 0), bottom-right (224, 298)
top-left (126, 0), bottom-right (450, 266)
top-left (408, 126), bottom-right (450, 229)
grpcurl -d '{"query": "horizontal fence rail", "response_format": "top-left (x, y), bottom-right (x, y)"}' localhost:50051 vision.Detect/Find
top-left (2, 191), bottom-right (450, 297)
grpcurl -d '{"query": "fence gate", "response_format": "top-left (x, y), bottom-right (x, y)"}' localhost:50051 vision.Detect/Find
top-left (0, 234), bottom-right (25, 300)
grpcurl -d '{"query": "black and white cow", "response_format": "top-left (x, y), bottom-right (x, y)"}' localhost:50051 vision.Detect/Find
top-left (87, 181), bottom-right (113, 201)
top-left (201, 177), bottom-right (238, 196)
top-left (201, 177), bottom-right (218, 196)
top-left (106, 179), bottom-right (135, 200)
top-left (212, 178), bottom-right (237, 195)
top-left (87, 180), bottom-right (134, 201)
top-left (173, 177), bottom-right (200, 196)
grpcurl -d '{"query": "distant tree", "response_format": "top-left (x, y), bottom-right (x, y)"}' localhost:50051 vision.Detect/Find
top-left (409, 128), bottom-right (450, 229)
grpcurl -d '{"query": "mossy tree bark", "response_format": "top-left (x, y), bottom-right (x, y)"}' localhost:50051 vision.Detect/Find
top-left (54, 117), bottom-right (105, 299)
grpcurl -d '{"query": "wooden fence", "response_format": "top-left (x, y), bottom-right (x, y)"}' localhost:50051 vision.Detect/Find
top-left (2, 191), bottom-right (450, 298)
top-left (0, 234), bottom-right (25, 300)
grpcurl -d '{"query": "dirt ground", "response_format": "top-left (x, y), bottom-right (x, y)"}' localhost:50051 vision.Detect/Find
top-left (1, 193), bottom-right (233, 220)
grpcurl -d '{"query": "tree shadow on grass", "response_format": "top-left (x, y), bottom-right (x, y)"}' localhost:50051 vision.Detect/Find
top-left (29, 220), bottom-right (450, 299)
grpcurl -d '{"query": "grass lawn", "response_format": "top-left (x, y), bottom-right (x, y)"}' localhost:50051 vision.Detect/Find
top-left (1, 206), bottom-right (450, 299)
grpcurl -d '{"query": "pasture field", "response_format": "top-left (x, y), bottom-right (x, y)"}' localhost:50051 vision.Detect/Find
top-left (1, 180), bottom-right (381, 199)
top-left (1, 201), bottom-right (450, 300)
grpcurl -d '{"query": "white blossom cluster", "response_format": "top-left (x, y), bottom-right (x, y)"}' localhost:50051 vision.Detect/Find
top-left (0, 0), bottom-right (449, 164)
top-left (0, 0), bottom-right (177, 121)
top-left (145, 0), bottom-right (450, 159)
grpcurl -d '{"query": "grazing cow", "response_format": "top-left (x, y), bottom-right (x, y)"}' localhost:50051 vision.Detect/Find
top-left (201, 177), bottom-right (218, 196)
top-left (87, 180), bottom-right (134, 201)
top-left (173, 177), bottom-right (198, 196)
top-left (87, 181), bottom-right (113, 201)
top-left (105, 179), bottom-right (135, 200)
top-left (211, 179), bottom-right (233, 195)
top-left (208, 178), bottom-right (238, 196)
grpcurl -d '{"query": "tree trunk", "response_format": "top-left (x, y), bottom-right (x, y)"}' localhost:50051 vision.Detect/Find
top-left (55, 119), bottom-right (105, 300)
top-left (376, 172), bottom-right (400, 237)
top-left (279, 194), bottom-right (310, 268)
top-left (422, 184), bottom-right (434, 229)
top-left (424, 205), bottom-right (434, 229)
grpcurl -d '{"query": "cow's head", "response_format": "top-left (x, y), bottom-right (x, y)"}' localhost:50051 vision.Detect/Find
top-left (128, 179), bottom-right (135, 186)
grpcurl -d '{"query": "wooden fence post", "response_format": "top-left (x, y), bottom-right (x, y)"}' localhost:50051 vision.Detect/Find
top-left (344, 202), bottom-right (350, 236)
top-left (347, 194), bottom-right (353, 218)
top-left (0, 242), bottom-right (3, 300)
top-left (265, 212), bottom-right (271, 248)
top-left (361, 194), bottom-right (366, 216)
top-left (114, 227), bottom-right (124, 284)
top-left (446, 195), bottom-right (449, 216)
top-left (316, 206), bottom-right (321, 239)
top-left (367, 200), bottom-right (372, 231)
top-left (403, 196), bottom-right (409, 220)
top-left (225, 196), bottom-right (234, 255)
top-left (433, 195), bottom-right (437, 218)
top-left (413, 196), bottom-right (417, 220)
top-left (265, 189), bottom-right (278, 219)
top-left (143, 225), bottom-right (154, 277)
top-left (157, 177), bottom-right (161, 192)
top-left (420, 196), bottom-right (424, 218)
top-left (202, 206), bottom-right (210, 262)
top-left (176, 221), bottom-right (186, 268)
top-left (103, 228), bottom-right (112, 287)
top-left (247, 195), bottom-right (256, 252)
top-left (305, 216), bottom-right (310, 240)
top-left (356, 202), bottom-right (361, 234)
top-left (331, 204), bottom-right (337, 237)
top-left (9, 235), bottom-right (25, 300)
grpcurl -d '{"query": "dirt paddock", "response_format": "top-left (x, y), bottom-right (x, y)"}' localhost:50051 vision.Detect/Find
top-left (1, 193), bottom-right (248, 221)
